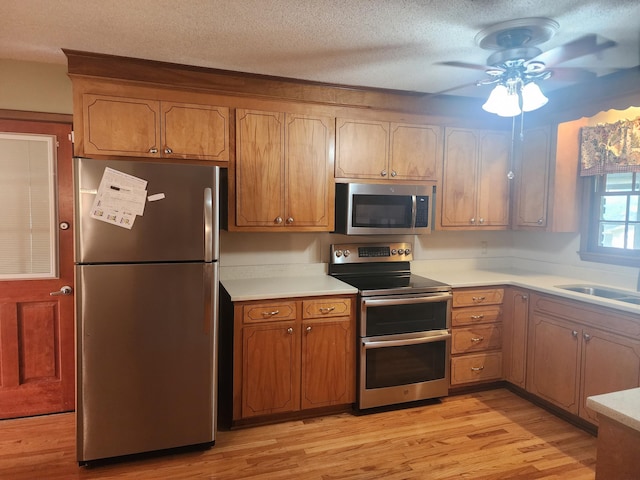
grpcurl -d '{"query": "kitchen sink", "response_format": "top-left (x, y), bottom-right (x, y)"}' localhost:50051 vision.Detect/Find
top-left (556, 284), bottom-right (640, 305)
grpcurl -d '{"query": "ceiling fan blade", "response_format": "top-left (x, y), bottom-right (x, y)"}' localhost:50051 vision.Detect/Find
top-left (429, 80), bottom-right (484, 96)
top-left (436, 61), bottom-right (501, 72)
top-left (548, 67), bottom-right (598, 82)
top-left (527, 34), bottom-right (617, 67)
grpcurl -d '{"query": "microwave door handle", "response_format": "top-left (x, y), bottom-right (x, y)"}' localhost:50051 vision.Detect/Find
top-left (411, 195), bottom-right (417, 228)
top-left (364, 332), bottom-right (451, 349)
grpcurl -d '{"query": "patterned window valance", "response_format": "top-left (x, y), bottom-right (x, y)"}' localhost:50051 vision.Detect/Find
top-left (579, 117), bottom-right (640, 176)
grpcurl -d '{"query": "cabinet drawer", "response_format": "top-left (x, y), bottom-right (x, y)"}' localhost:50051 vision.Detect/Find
top-left (450, 352), bottom-right (503, 385)
top-left (243, 301), bottom-right (297, 323)
top-left (451, 305), bottom-right (502, 326)
top-left (302, 298), bottom-right (351, 319)
top-left (451, 325), bottom-right (502, 354)
top-left (453, 288), bottom-right (504, 307)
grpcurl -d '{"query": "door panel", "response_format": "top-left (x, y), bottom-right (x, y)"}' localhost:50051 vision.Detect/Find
top-left (0, 120), bottom-right (74, 419)
top-left (74, 157), bottom-right (218, 263)
top-left (77, 262), bottom-right (215, 461)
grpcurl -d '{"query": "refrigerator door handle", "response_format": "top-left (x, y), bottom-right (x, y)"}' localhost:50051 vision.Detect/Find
top-left (204, 187), bottom-right (213, 262)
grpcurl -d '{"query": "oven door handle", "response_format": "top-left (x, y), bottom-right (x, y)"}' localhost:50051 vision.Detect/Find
top-left (363, 331), bottom-right (451, 349)
top-left (362, 293), bottom-right (452, 307)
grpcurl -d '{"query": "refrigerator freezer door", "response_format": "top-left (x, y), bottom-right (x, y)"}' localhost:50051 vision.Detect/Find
top-left (76, 262), bottom-right (218, 462)
top-left (74, 158), bottom-right (219, 264)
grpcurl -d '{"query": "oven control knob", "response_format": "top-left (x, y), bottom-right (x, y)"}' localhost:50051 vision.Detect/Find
top-left (391, 249), bottom-right (397, 255)
top-left (343, 249), bottom-right (351, 257)
top-left (398, 249), bottom-right (405, 255)
top-left (335, 250), bottom-right (343, 258)
top-left (404, 248), bottom-right (411, 255)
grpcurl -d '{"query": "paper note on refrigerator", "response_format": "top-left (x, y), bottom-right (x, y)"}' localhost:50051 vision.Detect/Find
top-left (90, 168), bottom-right (148, 229)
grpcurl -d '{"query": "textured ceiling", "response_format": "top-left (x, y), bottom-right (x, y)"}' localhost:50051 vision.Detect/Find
top-left (2, 0), bottom-right (639, 97)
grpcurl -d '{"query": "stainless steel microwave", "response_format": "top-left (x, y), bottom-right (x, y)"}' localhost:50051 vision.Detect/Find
top-left (335, 183), bottom-right (435, 235)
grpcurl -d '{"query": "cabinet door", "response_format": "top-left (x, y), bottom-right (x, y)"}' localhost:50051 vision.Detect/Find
top-left (285, 114), bottom-right (334, 229)
top-left (83, 94), bottom-right (161, 158)
top-left (235, 109), bottom-right (285, 227)
top-left (335, 119), bottom-right (389, 179)
top-left (441, 128), bottom-right (478, 226)
top-left (476, 131), bottom-right (510, 227)
top-left (513, 127), bottom-right (550, 229)
top-left (389, 123), bottom-right (440, 180)
top-left (526, 312), bottom-right (581, 414)
top-left (301, 319), bottom-right (354, 409)
top-left (579, 326), bottom-right (640, 424)
top-left (161, 102), bottom-right (229, 161)
top-left (503, 288), bottom-right (529, 388)
top-left (242, 321), bottom-right (299, 417)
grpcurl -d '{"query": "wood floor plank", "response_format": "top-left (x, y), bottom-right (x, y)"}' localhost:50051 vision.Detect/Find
top-left (0, 389), bottom-right (596, 479)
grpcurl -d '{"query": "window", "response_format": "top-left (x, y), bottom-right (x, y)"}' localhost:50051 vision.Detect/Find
top-left (0, 133), bottom-right (58, 279)
top-left (581, 172), bottom-right (640, 266)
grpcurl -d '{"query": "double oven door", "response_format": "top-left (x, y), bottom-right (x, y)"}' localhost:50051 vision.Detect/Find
top-left (359, 292), bottom-right (451, 409)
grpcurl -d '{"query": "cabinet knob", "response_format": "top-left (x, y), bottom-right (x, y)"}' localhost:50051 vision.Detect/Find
top-left (470, 218), bottom-right (476, 224)
top-left (287, 327), bottom-right (294, 335)
top-left (380, 170), bottom-right (387, 177)
top-left (583, 333), bottom-right (592, 342)
top-left (391, 170), bottom-right (397, 177)
top-left (479, 218), bottom-right (485, 224)
top-left (164, 147), bottom-right (173, 154)
top-left (149, 147), bottom-right (158, 154)
top-left (537, 218), bottom-right (544, 225)
top-left (274, 217), bottom-right (283, 224)
top-left (286, 217), bottom-right (294, 224)
top-left (521, 295), bottom-right (529, 300)
top-left (572, 330), bottom-right (578, 338)
top-left (306, 326), bottom-right (312, 333)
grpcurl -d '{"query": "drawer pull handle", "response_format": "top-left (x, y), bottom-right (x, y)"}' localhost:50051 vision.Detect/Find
top-left (471, 366), bottom-right (485, 372)
top-left (319, 306), bottom-right (335, 314)
top-left (470, 314), bottom-right (484, 320)
top-left (472, 296), bottom-right (486, 302)
top-left (261, 310), bottom-right (280, 317)
top-left (470, 336), bottom-right (484, 343)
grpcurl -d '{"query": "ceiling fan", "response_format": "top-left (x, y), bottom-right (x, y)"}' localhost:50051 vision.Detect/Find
top-left (436, 18), bottom-right (617, 116)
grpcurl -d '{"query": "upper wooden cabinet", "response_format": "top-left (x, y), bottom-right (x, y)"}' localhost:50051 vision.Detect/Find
top-left (80, 93), bottom-right (229, 161)
top-left (233, 109), bottom-right (335, 231)
top-left (511, 123), bottom-right (581, 232)
top-left (440, 128), bottom-right (510, 229)
top-left (335, 118), bottom-right (441, 181)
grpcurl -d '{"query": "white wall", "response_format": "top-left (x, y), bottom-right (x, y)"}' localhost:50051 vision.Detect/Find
top-left (0, 59), bottom-right (72, 114)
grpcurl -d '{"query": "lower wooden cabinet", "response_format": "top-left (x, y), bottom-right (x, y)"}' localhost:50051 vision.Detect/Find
top-left (450, 287), bottom-right (504, 386)
top-left (502, 287), bottom-right (530, 388)
top-left (526, 293), bottom-right (640, 425)
top-left (229, 295), bottom-right (356, 424)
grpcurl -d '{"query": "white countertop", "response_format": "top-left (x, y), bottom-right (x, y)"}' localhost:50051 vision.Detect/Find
top-left (221, 275), bottom-right (358, 301)
top-left (586, 388), bottom-right (640, 432)
top-left (220, 265), bottom-right (640, 315)
top-left (413, 267), bottom-right (640, 316)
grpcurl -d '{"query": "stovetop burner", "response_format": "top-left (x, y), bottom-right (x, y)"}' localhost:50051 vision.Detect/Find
top-left (328, 242), bottom-right (451, 296)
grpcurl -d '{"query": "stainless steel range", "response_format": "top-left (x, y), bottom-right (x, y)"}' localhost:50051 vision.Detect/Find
top-left (329, 242), bottom-right (452, 410)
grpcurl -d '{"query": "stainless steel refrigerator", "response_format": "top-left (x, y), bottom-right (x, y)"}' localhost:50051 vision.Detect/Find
top-left (73, 157), bottom-right (219, 464)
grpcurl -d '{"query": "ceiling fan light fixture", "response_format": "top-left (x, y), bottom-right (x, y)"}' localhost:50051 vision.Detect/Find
top-left (482, 84), bottom-right (521, 117)
top-left (521, 81), bottom-right (548, 112)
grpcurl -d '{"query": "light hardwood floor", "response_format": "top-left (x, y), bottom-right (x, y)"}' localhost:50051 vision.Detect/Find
top-left (0, 389), bottom-right (596, 479)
